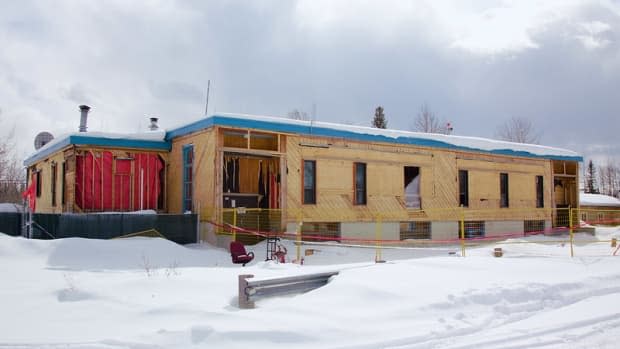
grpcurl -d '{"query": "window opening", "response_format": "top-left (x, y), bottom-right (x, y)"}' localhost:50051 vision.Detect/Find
top-left (354, 162), bottom-right (367, 205)
top-left (536, 175), bottom-right (544, 208)
top-left (303, 160), bottom-right (316, 204)
top-left (51, 163), bottom-right (57, 207)
top-left (250, 132), bottom-right (278, 151)
top-left (61, 162), bottom-right (66, 205)
top-left (404, 166), bottom-right (420, 208)
top-left (182, 145), bottom-right (193, 212)
top-left (500, 173), bottom-right (509, 208)
top-left (459, 170), bottom-right (469, 207)
top-left (223, 153), bottom-right (280, 209)
top-left (222, 129), bottom-right (279, 151)
top-left (223, 130), bottom-right (248, 148)
top-left (35, 170), bottom-right (41, 197)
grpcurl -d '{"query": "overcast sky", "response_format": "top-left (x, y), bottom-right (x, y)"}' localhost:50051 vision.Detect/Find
top-left (1, 0), bottom-right (619, 165)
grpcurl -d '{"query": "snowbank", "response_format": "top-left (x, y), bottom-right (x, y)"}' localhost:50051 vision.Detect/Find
top-left (580, 192), bottom-right (620, 207)
top-left (0, 229), bottom-right (619, 348)
top-left (0, 203), bottom-right (22, 212)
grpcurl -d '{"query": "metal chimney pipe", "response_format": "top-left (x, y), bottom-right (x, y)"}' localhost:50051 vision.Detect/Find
top-left (79, 105), bottom-right (91, 132)
top-left (149, 117), bottom-right (159, 131)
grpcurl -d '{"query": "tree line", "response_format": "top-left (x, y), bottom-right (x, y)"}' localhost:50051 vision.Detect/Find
top-left (292, 103), bottom-right (538, 143)
top-left (0, 111), bottom-right (26, 203)
top-left (584, 159), bottom-right (620, 198)
top-left (371, 104), bottom-right (539, 145)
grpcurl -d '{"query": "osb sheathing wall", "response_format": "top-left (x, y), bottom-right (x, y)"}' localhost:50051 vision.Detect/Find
top-left (456, 154), bottom-right (553, 221)
top-left (168, 128), bottom-right (216, 216)
top-left (285, 134), bottom-right (556, 223)
top-left (64, 148), bottom-right (76, 212)
top-left (29, 151), bottom-right (67, 214)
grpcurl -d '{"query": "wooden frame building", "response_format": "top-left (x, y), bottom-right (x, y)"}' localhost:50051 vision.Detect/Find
top-left (25, 110), bottom-right (583, 244)
top-left (164, 114), bottom-right (583, 244)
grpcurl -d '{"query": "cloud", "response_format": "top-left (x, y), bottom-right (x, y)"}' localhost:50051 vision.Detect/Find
top-left (0, 0), bottom-right (618, 164)
top-left (576, 20), bottom-right (612, 49)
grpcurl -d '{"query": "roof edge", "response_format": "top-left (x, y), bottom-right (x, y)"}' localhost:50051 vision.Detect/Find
top-left (24, 135), bottom-right (170, 167)
top-left (165, 114), bottom-right (582, 162)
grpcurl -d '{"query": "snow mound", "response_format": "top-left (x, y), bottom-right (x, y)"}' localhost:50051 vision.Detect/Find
top-left (580, 192), bottom-right (620, 207)
top-left (0, 203), bottom-right (22, 212)
top-left (45, 236), bottom-right (232, 271)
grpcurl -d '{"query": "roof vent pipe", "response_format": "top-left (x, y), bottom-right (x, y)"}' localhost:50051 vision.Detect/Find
top-left (78, 105), bottom-right (91, 132)
top-left (149, 117), bottom-right (159, 131)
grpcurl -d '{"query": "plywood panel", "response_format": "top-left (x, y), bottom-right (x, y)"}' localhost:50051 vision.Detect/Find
top-left (424, 152), bottom-right (458, 209)
top-left (286, 136), bottom-right (302, 214)
top-left (511, 173), bottom-right (535, 208)
top-left (194, 129), bottom-right (216, 215)
top-left (167, 140), bottom-right (183, 214)
top-left (32, 151), bottom-right (66, 214)
top-left (470, 170), bottom-right (499, 207)
top-left (368, 163), bottom-right (401, 198)
top-left (168, 129), bottom-right (216, 214)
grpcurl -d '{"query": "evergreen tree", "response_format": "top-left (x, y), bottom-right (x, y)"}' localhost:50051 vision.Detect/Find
top-left (372, 106), bottom-right (387, 129)
top-left (585, 160), bottom-right (600, 194)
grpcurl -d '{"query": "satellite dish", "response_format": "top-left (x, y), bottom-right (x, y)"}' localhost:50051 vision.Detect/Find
top-left (34, 131), bottom-right (54, 150)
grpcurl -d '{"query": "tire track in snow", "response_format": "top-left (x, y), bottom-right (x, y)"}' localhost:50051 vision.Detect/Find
top-left (339, 275), bottom-right (620, 349)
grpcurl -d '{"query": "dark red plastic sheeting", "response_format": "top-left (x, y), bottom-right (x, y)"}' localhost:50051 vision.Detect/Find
top-left (76, 151), bottom-right (163, 211)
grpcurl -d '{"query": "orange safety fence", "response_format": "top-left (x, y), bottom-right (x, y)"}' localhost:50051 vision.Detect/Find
top-left (202, 206), bottom-right (619, 260)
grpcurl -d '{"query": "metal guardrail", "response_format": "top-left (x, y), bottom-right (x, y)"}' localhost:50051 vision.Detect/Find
top-left (238, 271), bottom-right (339, 309)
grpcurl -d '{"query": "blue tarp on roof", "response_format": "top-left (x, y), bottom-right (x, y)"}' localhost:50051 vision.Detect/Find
top-left (165, 114), bottom-right (583, 162)
top-left (24, 135), bottom-right (170, 167)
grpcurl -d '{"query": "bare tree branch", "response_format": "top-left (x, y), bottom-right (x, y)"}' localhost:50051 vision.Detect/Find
top-left (0, 111), bottom-right (26, 203)
top-left (413, 103), bottom-right (448, 134)
top-left (495, 116), bottom-right (541, 144)
top-left (287, 109), bottom-right (309, 121)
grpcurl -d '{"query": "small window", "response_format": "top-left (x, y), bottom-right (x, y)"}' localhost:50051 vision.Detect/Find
top-left (400, 221), bottom-right (431, 239)
top-left (500, 173), bottom-right (509, 208)
top-left (565, 162), bottom-right (577, 175)
top-left (459, 170), bottom-right (469, 207)
top-left (61, 162), bottom-right (66, 205)
top-left (461, 221), bottom-right (485, 238)
top-left (35, 170), bottom-right (42, 198)
top-left (303, 160), bottom-right (316, 204)
top-left (51, 163), bottom-right (57, 207)
top-left (404, 166), bottom-right (420, 208)
top-left (250, 132), bottom-right (278, 151)
top-left (354, 162), bottom-right (367, 205)
top-left (524, 220), bottom-right (545, 235)
top-left (223, 129), bottom-right (248, 148)
top-left (536, 175), bottom-right (544, 208)
top-left (182, 145), bottom-right (194, 212)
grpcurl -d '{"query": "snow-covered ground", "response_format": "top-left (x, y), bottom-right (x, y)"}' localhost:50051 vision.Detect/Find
top-left (1, 228), bottom-right (619, 348)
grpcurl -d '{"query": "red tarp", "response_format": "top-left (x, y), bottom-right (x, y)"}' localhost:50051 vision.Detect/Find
top-left (76, 151), bottom-right (163, 211)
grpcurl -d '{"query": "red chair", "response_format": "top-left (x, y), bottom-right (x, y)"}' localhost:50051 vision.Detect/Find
top-left (230, 241), bottom-right (255, 266)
